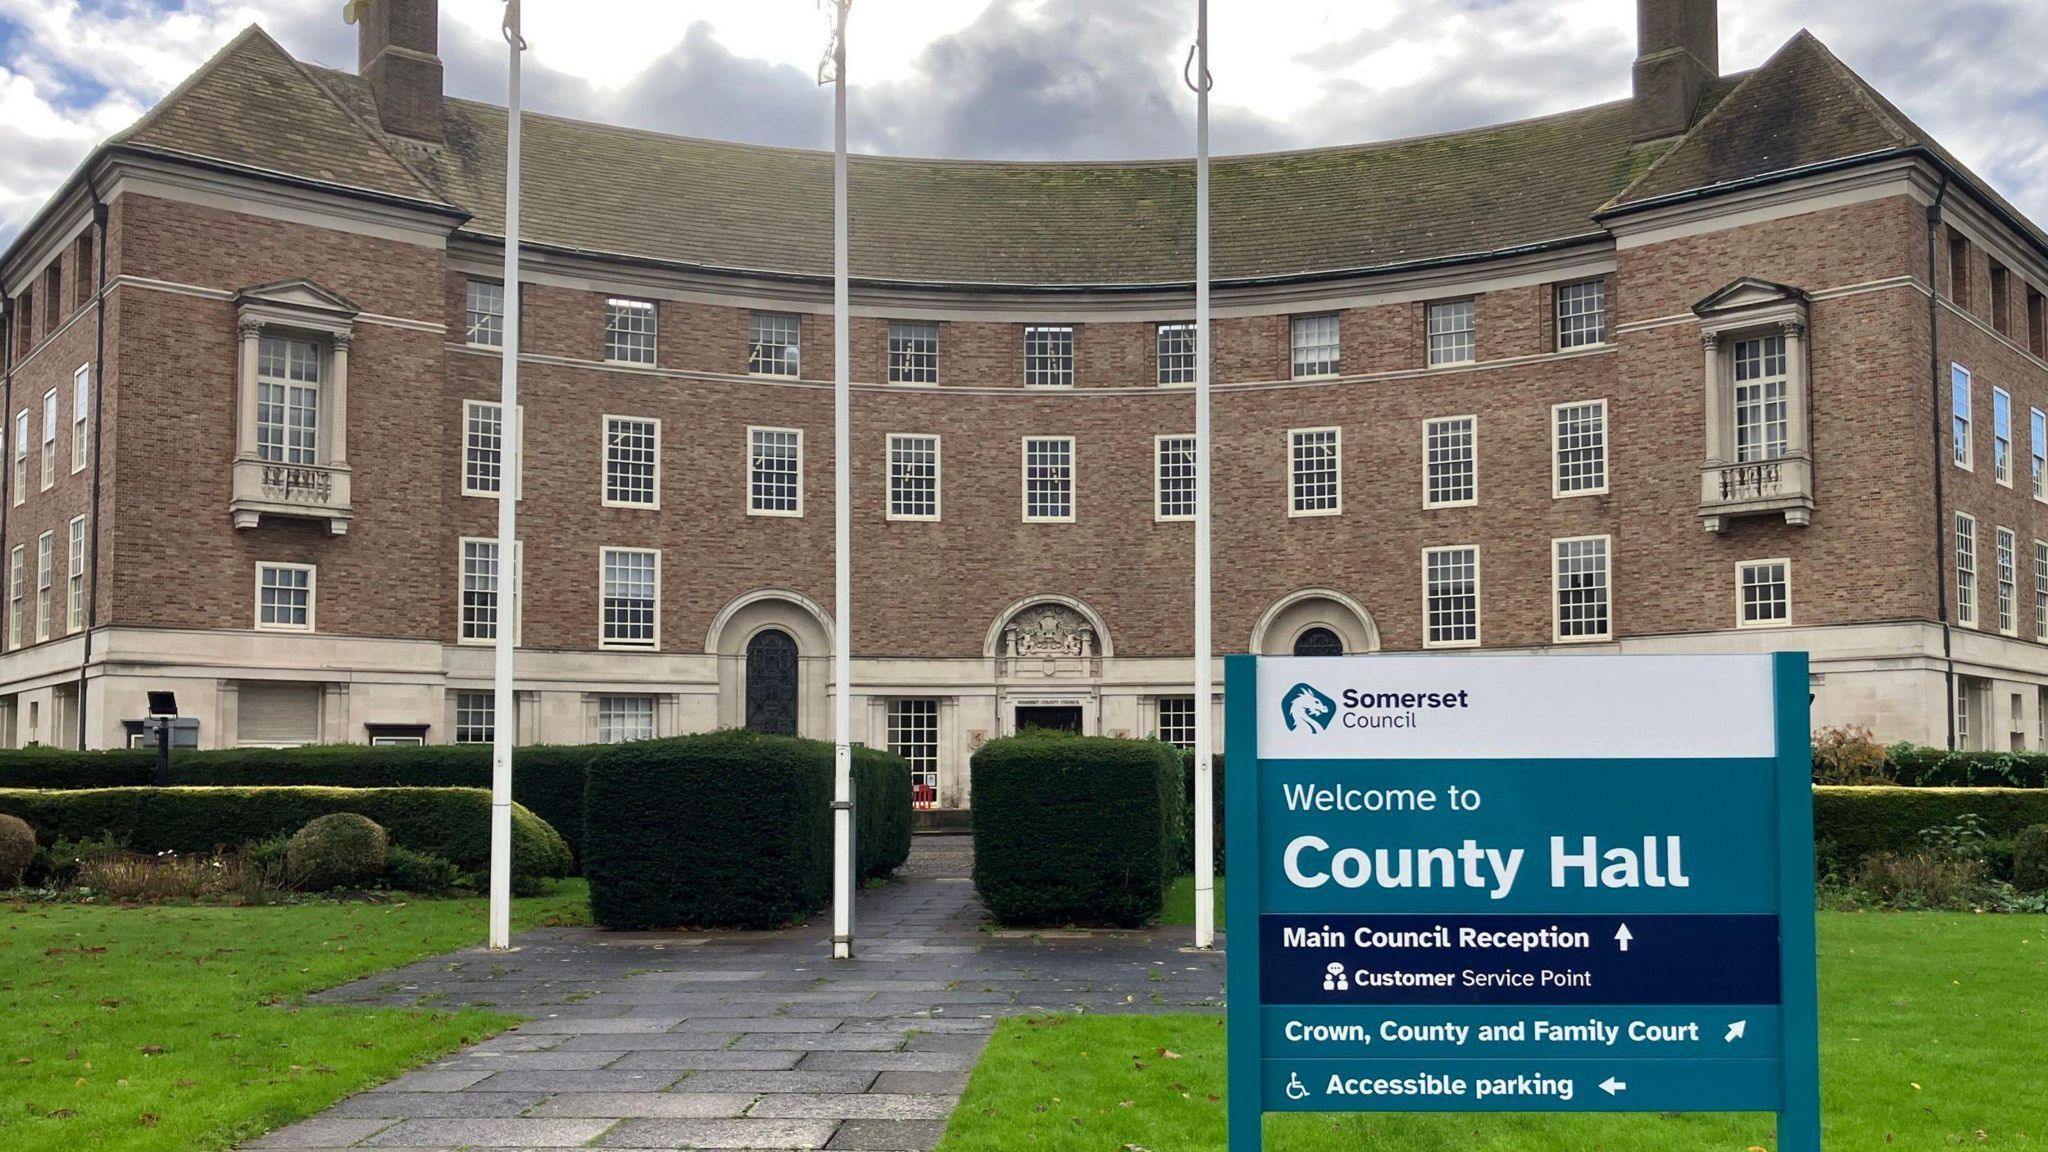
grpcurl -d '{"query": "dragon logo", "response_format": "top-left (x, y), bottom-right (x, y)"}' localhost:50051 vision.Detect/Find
top-left (1282, 683), bottom-right (1337, 734)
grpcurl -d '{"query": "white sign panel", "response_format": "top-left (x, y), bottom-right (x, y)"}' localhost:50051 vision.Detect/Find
top-left (1254, 654), bottom-right (1776, 761)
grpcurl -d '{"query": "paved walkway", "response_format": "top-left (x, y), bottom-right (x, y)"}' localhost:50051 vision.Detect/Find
top-left (245, 837), bottom-right (1226, 1150)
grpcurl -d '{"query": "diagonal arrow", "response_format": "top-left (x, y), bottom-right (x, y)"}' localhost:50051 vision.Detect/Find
top-left (1726, 1019), bottom-right (1748, 1042)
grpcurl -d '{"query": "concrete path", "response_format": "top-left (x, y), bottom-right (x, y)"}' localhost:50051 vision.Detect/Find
top-left (244, 836), bottom-right (1226, 1150)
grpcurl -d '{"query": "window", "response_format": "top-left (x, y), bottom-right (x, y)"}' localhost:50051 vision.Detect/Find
top-left (747, 427), bottom-right (803, 516)
top-left (603, 416), bottom-right (660, 508)
top-left (1553, 536), bottom-right (1611, 642)
top-left (1293, 627), bottom-right (1344, 657)
top-left (39, 388), bottom-right (56, 491)
top-left (1553, 400), bottom-right (1608, 496)
top-left (1423, 416), bottom-right (1477, 508)
top-left (454, 691), bottom-right (496, 744)
top-left (70, 365), bottom-right (87, 473)
top-left (603, 298), bottom-right (656, 365)
top-left (1158, 323), bottom-right (1196, 385)
top-left (1156, 696), bottom-right (1196, 749)
top-left (1953, 364), bottom-right (1973, 469)
top-left (1956, 513), bottom-right (1978, 627)
top-left (367, 726), bottom-right (427, 747)
top-left (1556, 280), bottom-right (1607, 348)
top-left (1998, 527), bottom-right (2018, 636)
top-left (1024, 326), bottom-right (1074, 388)
top-left (2035, 541), bottom-right (2048, 642)
top-left (255, 562), bottom-right (313, 632)
top-left (2034, 409), bottom-right (2046, 500)
top-left (1022, 436), bottom-right (1075, 522)
top-left (1994, 387), bottom-right (2014, 485)
top-left (66, 516), bottom-right (83, 634)
top-left (599, 547), bottom-right (659, 649)
top-left (1733, 335), bottom-right (1788, 462)
top-left (887, 699), bottom-right (940, 807)
top-left (460, 538), bottom-right (521, 644)
top-left (1738, 560), bottom-right (1791, 628)
top-left (465, 280), bottom-right (504, 347)
top-left (886, 434), bottom-right (940, 521)
top-left (11, 410), bottom-right (24, 506)
top-left (6, 546), bottom-right (20, 650)
top-left (1289, 427), bottom-right (1341, 516)
top-left (1290, 315), bottom-right (1340, 378)
top-left (888, 321), bottom-right (938, 384)
top-left (597, 695), bottom-right (655, 744)
top-left (1155, 435), bottom-right (1196, 521)
top-left (748, 311), bottom-right (801, 376)
top-left (1427, 300), bottom-right (1477, 366)
top-left (1956, 676), bottom-right (1975, 751)
top-left (34, 532), bottom-right (52, 642)
top-left (1991, 262), bottom-right (2012, 335)
top-left (461, 400), bottom-right (519, 498)
top-left (255, 336), bottom-right (320, 466)
top-left (1423, 546), bottom-right (1480, 648)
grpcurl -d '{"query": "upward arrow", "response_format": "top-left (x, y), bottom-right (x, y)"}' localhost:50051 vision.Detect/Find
top-left (1614, 924), bottom-right (1633, 952)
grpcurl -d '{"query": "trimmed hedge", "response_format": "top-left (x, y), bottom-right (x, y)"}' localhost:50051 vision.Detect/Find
top-left (1177, 748), bottom-right (1225, 877)
top-left (973, 735), bottom-right (1183, 928)
top-left (0, 744), bottom-right (593, 866)
top-left (1813, 787), bottom-right (2048, 878)
top-left (1882, 749), bottom-right (2048, 789)
top-left (583, 731), bottom-right (912, 931)
top-left (2015, 825), bottom-right (2048, 893)
top-left (0, 786), bottom-right (572, 887)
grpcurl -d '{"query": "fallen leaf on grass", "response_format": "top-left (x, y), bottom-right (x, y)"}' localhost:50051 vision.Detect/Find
top-left (138, 1045), bottom-right (165, 1056)
top-left (137, 1114), bottom-right (158, 1128)
top-left (1156, 1048), bottom-right (1182, 1059)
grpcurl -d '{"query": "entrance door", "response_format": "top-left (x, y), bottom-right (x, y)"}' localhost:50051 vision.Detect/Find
top-left (745, 629), bottom-right (799, 735)
top-left (1014, 705), bottom-right (1083, 735)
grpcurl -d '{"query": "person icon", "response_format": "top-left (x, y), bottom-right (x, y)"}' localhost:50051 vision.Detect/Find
top-left (1323, 962), bottom-right (1350, 992)
top-left (1286, 1072), bottom-right (1310, 1101)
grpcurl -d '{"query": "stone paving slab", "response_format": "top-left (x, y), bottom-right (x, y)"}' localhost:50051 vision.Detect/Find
top-left (525, 1091), bottom-right (757, 1118)
top-left (594, 1117), bottom-right (840, 1148)
top-left (605, 1049), bottom-right (805, 1071)
top-left (361, 1118), bottom-right (615, 1147)
top-left (748, 1093), bottom-right (957, 1120)
top-left (826, 1118), bottom-right (950, 1150)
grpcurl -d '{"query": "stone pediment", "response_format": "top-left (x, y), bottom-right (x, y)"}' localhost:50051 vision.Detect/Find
top-left (234, 278), bottom-right (362, 325)
top-left (1693, 277), bottom-right (1809, 319)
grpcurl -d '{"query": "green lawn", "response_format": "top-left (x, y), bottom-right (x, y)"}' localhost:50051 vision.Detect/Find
top-left (0, 882), bottom-right (590, 1152)
top-left (938, 912), bottom-right (2046, 1150)
top-left (1163, 874), bottom-right (1224, 927)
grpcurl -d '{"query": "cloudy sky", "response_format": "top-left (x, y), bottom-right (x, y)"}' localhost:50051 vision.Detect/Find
top-left (1, 0), bottom-right (2045, 245)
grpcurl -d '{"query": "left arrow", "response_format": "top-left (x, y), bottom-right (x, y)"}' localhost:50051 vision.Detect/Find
top-left (1600, 1077), bottom-right (1628, 1096)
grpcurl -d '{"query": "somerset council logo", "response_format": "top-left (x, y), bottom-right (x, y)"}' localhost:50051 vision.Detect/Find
top-left (1281, 683), bottom-right (1336, 734)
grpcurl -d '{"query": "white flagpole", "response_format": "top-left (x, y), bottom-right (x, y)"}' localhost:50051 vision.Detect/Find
top-left (1191, 0), bottom-right (1216, 951)
top-left (825, 0), bottom-right (856, 962)
top-left (488, 0), bottom-right (526, 952)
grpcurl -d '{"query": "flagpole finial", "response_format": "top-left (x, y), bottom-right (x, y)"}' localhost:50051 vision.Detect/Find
top-left (502, 0), bottom-right (527, 50)
top-left (818, 0), bottom-right (851, 86)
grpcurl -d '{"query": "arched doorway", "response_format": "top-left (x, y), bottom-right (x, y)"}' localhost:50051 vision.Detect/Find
top-left (745, 629), bottom-right (799, 735)
top-left (1292, 626), bottom-right (1345, 657)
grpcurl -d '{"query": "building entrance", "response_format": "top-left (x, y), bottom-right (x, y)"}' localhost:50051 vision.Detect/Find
top-left (1014, 705), bottom-right (1083, 735)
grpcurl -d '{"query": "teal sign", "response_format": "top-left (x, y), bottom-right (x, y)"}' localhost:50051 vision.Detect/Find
top-left (1225, 652), bottom-right (1819, 1149)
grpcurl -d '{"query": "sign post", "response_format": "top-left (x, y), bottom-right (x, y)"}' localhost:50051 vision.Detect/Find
top-left (1224, 652), bottom-right (1818, 1149)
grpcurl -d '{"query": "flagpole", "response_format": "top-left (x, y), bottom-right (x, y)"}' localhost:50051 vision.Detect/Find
top-left (1191, 0), bottom-right (1216, 951)
top-left (825, 0), bottom-right (856, 962)
top-left (488, 0), bottom-right (525, 952)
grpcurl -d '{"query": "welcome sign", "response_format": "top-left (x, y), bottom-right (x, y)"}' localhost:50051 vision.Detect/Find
top-left (1223, 652), bottom-right (1819, 1150)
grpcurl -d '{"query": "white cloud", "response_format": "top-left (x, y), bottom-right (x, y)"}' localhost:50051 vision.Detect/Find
top-left (2, 0), bottom-right (2047, 248)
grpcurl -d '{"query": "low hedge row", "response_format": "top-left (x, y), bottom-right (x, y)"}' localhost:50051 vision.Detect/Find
top-left (0, 744), bottom-right (592, 865)
top-left (972, 735), bottom-right (1183, 928)
top-left (0, 786), bottom-right (573, 889)
top-left (1882, 749), bottom-right (2048, 789)
top-left (583, 731), bottom-right (912, 930)
top-left (1813, 786), bottom-right (2048, 878)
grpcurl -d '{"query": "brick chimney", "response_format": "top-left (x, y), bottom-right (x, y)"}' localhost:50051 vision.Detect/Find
top-left (355, 0), bottom-right (444, 143)
top-left (1633, 0), bottom-right (1719, 143)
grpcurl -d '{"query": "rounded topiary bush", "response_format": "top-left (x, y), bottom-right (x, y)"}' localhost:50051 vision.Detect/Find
top-left (0, 813), bottom-right (34, 887)
top-left (2015, 824), bottom-right (2048, 894)
top-left (286, 812), bottom-right (389, 890)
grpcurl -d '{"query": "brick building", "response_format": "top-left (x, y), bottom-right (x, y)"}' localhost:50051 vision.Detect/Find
top-left (1, 0), bottom-right (2044, 805)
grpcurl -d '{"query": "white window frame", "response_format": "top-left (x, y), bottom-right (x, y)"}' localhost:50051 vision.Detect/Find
top-left (1157, 323), bottom-right (1197, 386)
top-left (1555, 279), bottom-right (1608, 349)
top-left (2035, 540), bottom-right (2048, 642)
top-left (461, 400), bottom-right (522, 499)
top-left (65, 515), bottom-right (83, 634)
top-left (39, 388), bottom-right (56, 491)
top-left (598, 546), bottom-right (661, 651)
top-left (1290, 314), bottom-right (1341, 379)
top-left (254, 335), bottom-right (321, 466)
top-left (1021, 436), bottom-right (1076, 523)
top-left (747, 426), bottom-right (805, 517)
top-left (1956, 512), bottom-right (1978, 628)
top-left (454, 690), bottom-right (497, 744)
top-left (1422, 545), bottom-right (1482, 649)
top-left (1155, 434), bottom-right (1197, 522)
top-left (1998, 526), bottom-right (2019, 636)
top-left (1427, 299), bottom-right (1477, 367)
top-left (603, 297), bottom-right (657, 366)
top-left (11, 410), bottom-right (25, 507)
top-left (1552, 534), bottom-right (1613, 643)
top-left (1737, 559), bottom-right (1792, 629)
top-left (748, 311), bottom-right (803, 377)
top-left (1732, 334), bottom-right (1790, 462)
top-left (597, 694), bottom-right (656, 744)
top-left (1422, 415), bottom-right (1478, 509)
top-left (887, 321), bottom-right (939, 385)
top-left (70, 365), bottom-right (88, 474)
top-left (1994, 386), bottom-right (2014, 487)
top-left (885, 433), bottom-right (941, 522)
top-left (602, 415), bottom-right (661, 510)
top-left (6, 545), bottom-right (20, 650)
top-left (886, 698), bottom-right (941, 805)
top-left (2033, 408), bottom-right (2047, 502)
top-left (1023, 326), bottom-right (1075, 388)
top-left (465, 279), bottom-right (505, 349)
top-left (1155, 695), bottom-right (1197, 749)
top-left (1953, 364), bottom-right (1973, 470)
top-left (1288, 427), bottom-right (1342, 517)
top-left (1552, 398), bottom-right (1609, 497)
top-left (33, 533), bottom-right (51, 644)
top-left (458, 537), bottom-right (523, 646)
top-left (253, 561), bottom-right (316, 633)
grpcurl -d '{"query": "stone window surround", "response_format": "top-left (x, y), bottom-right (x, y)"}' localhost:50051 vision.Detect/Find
top-left (1696, 280), bottom-right (1814, 532)
top-left (231, 281), bottom-right (358, 536)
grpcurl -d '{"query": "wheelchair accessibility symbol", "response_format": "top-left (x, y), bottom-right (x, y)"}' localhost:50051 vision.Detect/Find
top-left (1285, 1072), bottom-right (1310, 1102)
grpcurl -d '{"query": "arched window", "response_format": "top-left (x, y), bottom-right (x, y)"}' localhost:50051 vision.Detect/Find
top-left (1292, 626), bottom-right (1344, 657)
top-left (745, 629), bottom-right (799, 735)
